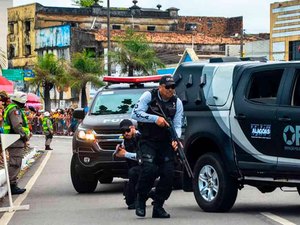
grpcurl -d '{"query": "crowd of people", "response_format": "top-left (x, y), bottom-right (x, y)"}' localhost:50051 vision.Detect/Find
top-left (24, 107), bottom-right (79, 136)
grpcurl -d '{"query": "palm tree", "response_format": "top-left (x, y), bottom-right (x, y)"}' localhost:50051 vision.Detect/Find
top-left (109, 29), bottom-right (165, 76)
top-left (0, 47), bottom-right (6, 70)
top-left (30, 53), bottom-right (67, 111)
top-left (72, 0), bottom-right (103, 7)
top-left (70, 50), bottom-right (104, 108)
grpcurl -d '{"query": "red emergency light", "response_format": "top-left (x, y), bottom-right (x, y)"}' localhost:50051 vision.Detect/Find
top-left (103, 75), bottom-right (169, 84)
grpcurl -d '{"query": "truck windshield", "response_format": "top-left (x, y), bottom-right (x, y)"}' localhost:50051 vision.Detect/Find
top-left (90, 90), bottom-right (143, 115)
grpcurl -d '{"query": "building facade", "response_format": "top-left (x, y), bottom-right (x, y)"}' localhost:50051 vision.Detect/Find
top-left (270, 0), bottom-right (300, 61)
top-left (0, 0), bottom-right (13, 70)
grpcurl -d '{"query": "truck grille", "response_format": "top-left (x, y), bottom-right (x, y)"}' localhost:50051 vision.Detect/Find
top-left (98, 140), bottom-right (122, 150)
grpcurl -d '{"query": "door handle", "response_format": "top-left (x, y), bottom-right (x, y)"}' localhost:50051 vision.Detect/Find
top-left (278, 117), bottom-right (292, 122)
top-left (234, 114), bottom-right (246, 120)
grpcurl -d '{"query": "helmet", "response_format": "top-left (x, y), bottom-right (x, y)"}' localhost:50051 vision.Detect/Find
top-left (11, 92), bottom-right (27, 104)
top-left (44, 111), bottom-right (50, 117)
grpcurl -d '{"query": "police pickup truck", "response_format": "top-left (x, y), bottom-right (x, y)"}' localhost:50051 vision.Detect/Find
top-left (174, 59), bottom-right (300, 212)
top-left (71, 76), bottom-right (182, 193)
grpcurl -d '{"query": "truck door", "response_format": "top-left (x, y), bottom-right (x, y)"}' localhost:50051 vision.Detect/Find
top-left (230, 67), bottom-right (285, 175)
top-left (276, 68), bottom-right (300, 176)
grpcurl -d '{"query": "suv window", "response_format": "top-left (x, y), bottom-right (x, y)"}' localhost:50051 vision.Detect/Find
top-left (90, 89), bottom-right (143, 115)
top-left (247, 69), bottom-right (284, 105)
top-left (291, 70), bottom-right (300, 106)
top-left (207, 65), bottom-right (235, 106)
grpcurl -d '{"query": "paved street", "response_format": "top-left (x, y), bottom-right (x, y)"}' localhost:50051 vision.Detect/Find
top-left (0, 136), bottom-right (299, 225)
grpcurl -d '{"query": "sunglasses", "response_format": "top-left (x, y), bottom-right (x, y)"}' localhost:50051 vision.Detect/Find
top-left (164, 84), bottom-right (175, 90)
top-left (122, 128), bottom-right (131, 134)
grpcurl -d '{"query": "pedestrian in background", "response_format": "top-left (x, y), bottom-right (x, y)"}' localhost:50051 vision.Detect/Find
top-left (42, 111), bottom-right (53, 150)
top-left (131, 75), bottom-right (183, 218)
top-left (3, 92), bottom-right (31, 195)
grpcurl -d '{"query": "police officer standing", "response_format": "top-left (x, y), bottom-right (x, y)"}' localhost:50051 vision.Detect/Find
top-left (131, 75), bottom-right (183, 218)
top-left (43, 111), bottom-right (53, 150)
top-left (3, 92), bottom-right (31, 195)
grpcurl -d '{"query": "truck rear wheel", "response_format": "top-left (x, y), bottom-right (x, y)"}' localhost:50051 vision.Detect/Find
top-left (71, 155), bottom-right (98, 193)
top-left (193, 152), bottom-right (238, 212)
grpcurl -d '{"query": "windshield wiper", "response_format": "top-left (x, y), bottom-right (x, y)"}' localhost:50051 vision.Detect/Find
top-left (91, 112), bottom-right (101, 115)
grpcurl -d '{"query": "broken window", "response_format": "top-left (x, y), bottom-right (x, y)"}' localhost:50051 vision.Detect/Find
top-left (112, 25), bottom-right (121, 30)
top-left (147, 26), bottom-right (156, 31)
top-left (9, 23), bottom-right (14, 34)
top-left (185, 23), bottom-right (197, 31)
top-left (25, 45), bottom-right (31, 56)
top-left (8, 45), bottom-right (15, 59)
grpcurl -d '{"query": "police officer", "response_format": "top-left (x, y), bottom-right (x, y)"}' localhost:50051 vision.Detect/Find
top-left (131, 75), bottom-right (183, 218)
top-left (114, 119), bottom-right (140, 209)
top-left (3, 92), bottom-right (31, 195)
top-left (43, 111), bottom-right (53, 150)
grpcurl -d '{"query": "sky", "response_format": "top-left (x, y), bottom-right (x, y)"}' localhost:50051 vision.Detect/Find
top-left (13, 0), bottom-right (288, 33)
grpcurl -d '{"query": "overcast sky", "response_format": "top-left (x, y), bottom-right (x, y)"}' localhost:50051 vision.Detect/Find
top-left (13, 0), bottom-right (287, 33)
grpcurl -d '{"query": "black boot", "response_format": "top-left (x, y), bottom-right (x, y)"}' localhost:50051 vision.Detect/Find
top-left (152, 201), bottom-right (170, 218)
top-left (45, 145), bottom-right (53, 150)
top-left (135, 195), bottom-right (146, 217)
top-left (10, 184), bottom-right (26, 195)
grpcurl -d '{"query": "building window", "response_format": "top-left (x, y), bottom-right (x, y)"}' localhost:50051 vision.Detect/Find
top-left (185, 23), bottom-right (197, 31)
top-left (25, 21), bottom-right (31, 33)
top-left (147, 26), bottom-right (156, 31)
top-left (9, 23), bottom-right (14, 34)
top-left (207, 21), bottom-right (212, 29)
top-left (112, 25), bottom-right (121, 30)
top-left (8, 45), bottom-right (15, 59)
top-left (25, 45), bottom-right (31, 56)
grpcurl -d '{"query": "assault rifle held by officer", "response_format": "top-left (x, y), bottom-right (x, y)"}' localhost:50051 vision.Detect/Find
top-left (153, 100), bottom-right (194, 179)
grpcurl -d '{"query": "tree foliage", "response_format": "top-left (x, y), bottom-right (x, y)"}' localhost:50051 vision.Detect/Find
top-left (70, 50), bottom-right (104, 107)
top-left (73, 0), bottom-right (102, 7)
top-left (109, 29), bottom-right (165, 76)
top-left (30, 53), bottom-right (69, 111)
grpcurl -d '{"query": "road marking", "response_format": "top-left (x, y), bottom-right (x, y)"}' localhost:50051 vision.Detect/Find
top-left (0, 151), bottom-right (52, 225)
top-left (261, 212), bottom-right (296, 225)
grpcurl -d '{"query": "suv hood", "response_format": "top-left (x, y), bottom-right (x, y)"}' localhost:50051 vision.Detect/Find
top-left (82, 114), bottom-right (132, 129)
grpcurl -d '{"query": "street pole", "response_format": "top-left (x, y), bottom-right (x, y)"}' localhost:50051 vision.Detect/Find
top-left (240, 28), bottom-right (244, 57)
top-left (107, 0), bottom-right (111, 76)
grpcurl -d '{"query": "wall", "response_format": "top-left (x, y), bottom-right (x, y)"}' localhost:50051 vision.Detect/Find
top-left (0, 0), bottom-right (13, 69)
top-left (245, 40), bottom-right (270, 59)
top-left (7, 3), bottom-right (37, 68)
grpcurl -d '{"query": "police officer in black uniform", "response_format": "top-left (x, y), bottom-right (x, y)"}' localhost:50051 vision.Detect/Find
top-left (131, 75), bottom-right (183, 218)
top-left (115, 119), bottom-right (141, 209)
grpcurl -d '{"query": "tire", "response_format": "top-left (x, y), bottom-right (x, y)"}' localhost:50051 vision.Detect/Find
top-left (99, 176), bottom-right (113, 184)
top-left (193, 152), bottom-right (238, 212)
top-left (70, 155), bottom-right (98, 193)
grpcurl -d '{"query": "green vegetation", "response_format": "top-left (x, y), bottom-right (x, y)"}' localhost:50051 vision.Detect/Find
top-left (109, 29), bottom-right (165, 76)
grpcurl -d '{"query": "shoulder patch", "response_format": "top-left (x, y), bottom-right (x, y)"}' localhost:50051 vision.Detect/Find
top-left (14, 110), bottom-right (20, 115)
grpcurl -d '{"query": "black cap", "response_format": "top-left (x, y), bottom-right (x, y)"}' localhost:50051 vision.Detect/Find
top-left (119, 119), bottom-right (133, 130)
top-left (159, 75), bottom-right (175, 86)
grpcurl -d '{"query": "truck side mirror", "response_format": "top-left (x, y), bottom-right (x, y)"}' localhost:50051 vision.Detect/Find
top-left (73, 108), bottom-right (85, 119)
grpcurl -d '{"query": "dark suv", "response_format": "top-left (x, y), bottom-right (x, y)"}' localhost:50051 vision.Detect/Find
top-left (174, 59), bottom-right (300, 212)
top-left (71, 76), bottom-right (182, 193)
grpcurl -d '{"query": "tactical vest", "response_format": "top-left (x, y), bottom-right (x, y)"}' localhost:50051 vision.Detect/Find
top-left (3, 103), bottom-right (30, 136)
top-left (124, 132), bottom-right (140, 168)
top-left (42, 117), bottom-right (53, 132)
top-left (138, 89), bottom-right (177, 141)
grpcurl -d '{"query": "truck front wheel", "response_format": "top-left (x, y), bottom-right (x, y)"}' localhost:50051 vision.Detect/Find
top-left (71, 155), bottom-right (98, 193)
top-left (193, 152), bottom-right (238, 212)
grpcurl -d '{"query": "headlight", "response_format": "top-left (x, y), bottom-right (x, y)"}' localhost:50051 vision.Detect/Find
top-left (77, 129), bottom-right (96, 141)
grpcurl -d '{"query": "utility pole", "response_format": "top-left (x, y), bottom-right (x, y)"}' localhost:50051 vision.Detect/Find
top-left (240, 28), bottom-right (244, 57)
top-left (107, 0), bottom-right (111, 76)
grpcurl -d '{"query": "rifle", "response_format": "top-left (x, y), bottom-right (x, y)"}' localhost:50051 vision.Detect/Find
top-left (154, 101), bottom-right (194, 179)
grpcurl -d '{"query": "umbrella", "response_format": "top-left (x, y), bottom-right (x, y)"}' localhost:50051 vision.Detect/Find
top-left (0, 76), bottom-right (13, 94)
top-left (26, 93), bottom-right (41, 103)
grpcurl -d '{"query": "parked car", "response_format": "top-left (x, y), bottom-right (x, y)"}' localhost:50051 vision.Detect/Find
top-left (174, 58), bottom-right (300, 212)
top-left (71, 75), bottom-right (182, 193)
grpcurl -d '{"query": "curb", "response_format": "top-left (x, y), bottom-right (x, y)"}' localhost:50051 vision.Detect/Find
top-left (32, 134), bottom-right (73, 139)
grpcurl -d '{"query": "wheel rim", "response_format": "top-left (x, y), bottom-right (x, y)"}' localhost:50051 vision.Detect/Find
top-left (198, 165), bottom-right (219, 202)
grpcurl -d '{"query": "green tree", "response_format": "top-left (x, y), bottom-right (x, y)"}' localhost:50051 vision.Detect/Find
top-left (70, 50), bottom-right (104, 108)
top-left (73, 0), bottom-right (102, 7)
top-left (30, 53), bottom-right (68, 111)
top-left (0, 47), bottom-right (6, 70)
top-left (109, 29), bottom-right (165, 76)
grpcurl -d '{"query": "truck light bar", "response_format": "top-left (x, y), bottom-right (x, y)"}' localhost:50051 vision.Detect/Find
top-left (103, 75), bottom-right (169, 84)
